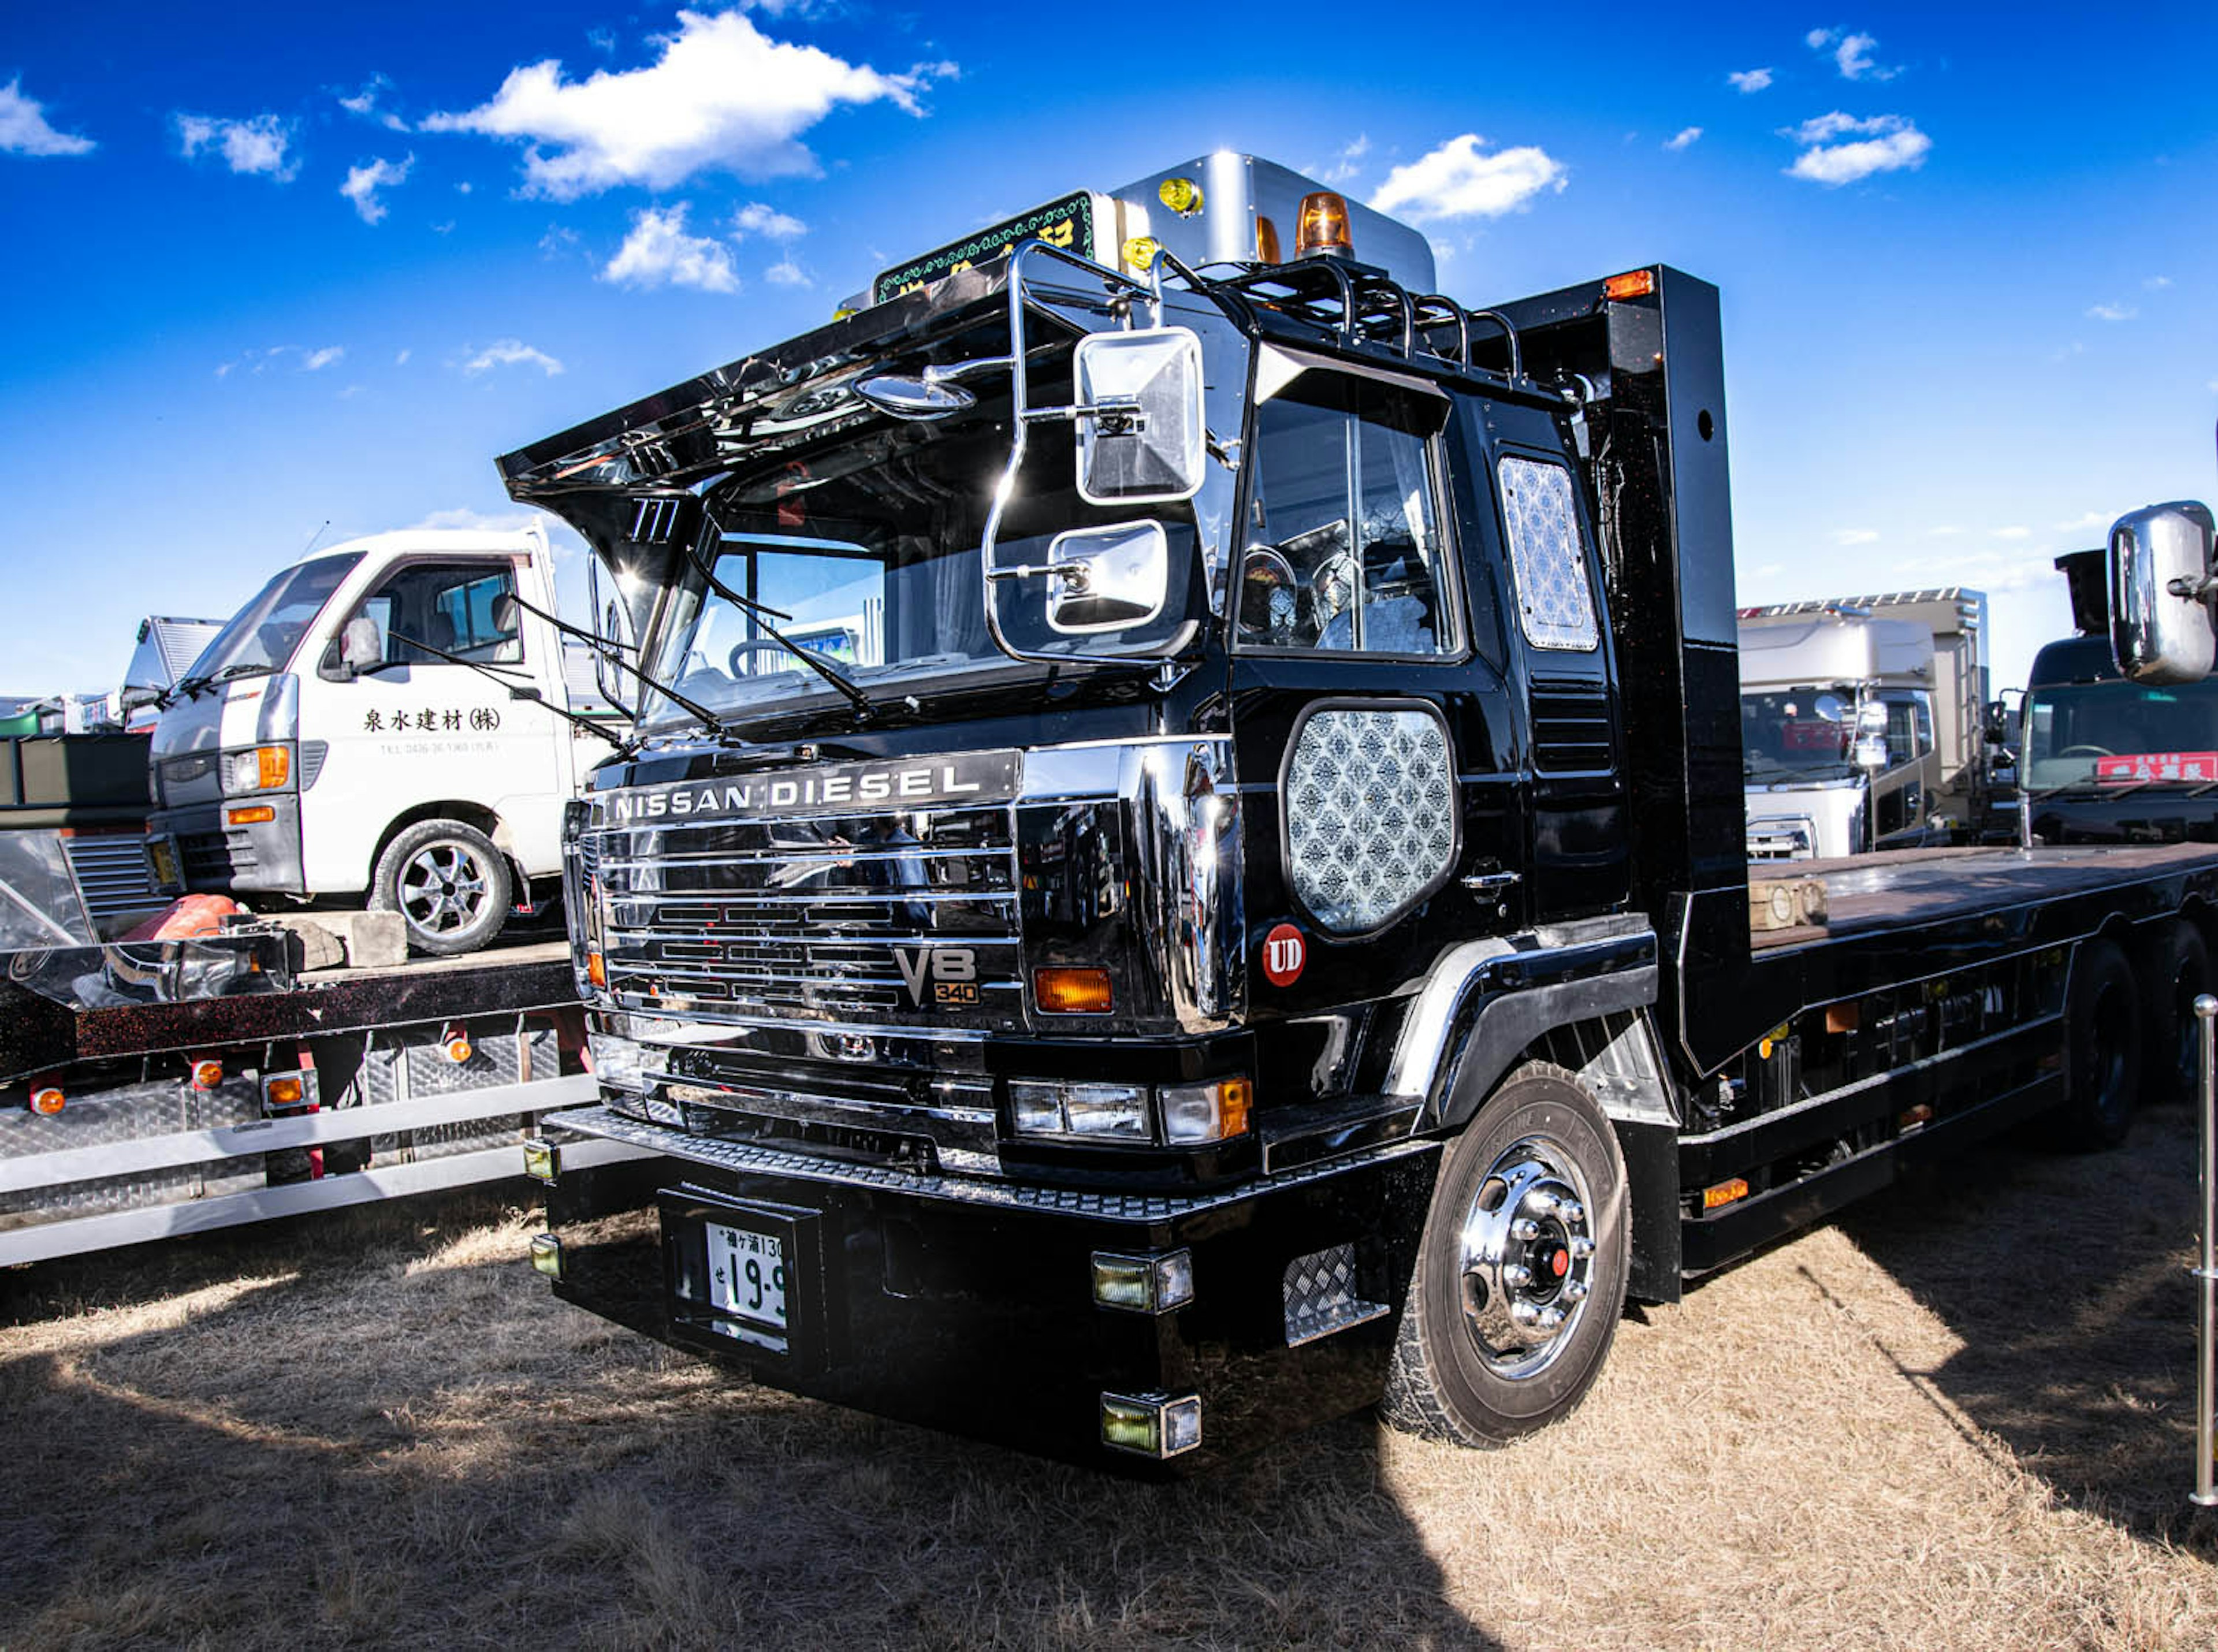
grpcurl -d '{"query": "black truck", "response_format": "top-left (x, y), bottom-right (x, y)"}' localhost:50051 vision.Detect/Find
top-left (499, 154), bottom-right (2218, 1470)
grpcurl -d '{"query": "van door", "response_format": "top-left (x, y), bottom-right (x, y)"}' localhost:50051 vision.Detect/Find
top-left (302, 556), bottom-right (563, 896)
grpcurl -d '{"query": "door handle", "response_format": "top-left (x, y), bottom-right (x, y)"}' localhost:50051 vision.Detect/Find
top-left (1460, 870), bottom-right (1522, 898)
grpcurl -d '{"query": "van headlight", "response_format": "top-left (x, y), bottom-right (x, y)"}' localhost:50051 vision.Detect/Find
top-left (225, 744), bottom-right (292, 792)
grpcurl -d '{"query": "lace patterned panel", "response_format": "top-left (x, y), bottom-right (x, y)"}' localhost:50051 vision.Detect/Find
top-left (1498, 456), bottom-right (1599, 651)
top-left (1285, 708), bottom-right (1456, 934)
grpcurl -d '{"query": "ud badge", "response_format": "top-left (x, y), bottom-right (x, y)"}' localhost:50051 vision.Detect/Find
top-left (1261, 923), bottom-right (1306, 988)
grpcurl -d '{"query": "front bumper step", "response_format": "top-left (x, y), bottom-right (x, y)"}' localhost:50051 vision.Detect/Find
top-left (544, 1104), bottom-right (1434, 1226)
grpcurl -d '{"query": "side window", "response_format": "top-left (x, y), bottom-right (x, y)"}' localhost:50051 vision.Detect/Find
top-left (1236, 374), bottom-right (1459, 657)
top-left (1498, 456), bottom-right (1599, 652)
top-left (344, 562), bottom-right (522, 668)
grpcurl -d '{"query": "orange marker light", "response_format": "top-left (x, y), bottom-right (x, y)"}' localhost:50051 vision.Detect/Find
top-left (190, 1058), bottom-right (224, 1091)
top-left (1034, 967), bottom-right (1114, 1014)
top-left (29, 1086), bottom-right (64, 1116)
top-left (1602, 269), bottom-right (1657, 301)
top-left (586, 951), bottom-right (607, 989)
top-left (1702, 1177), bottom-right (1751, 1211)
top-left (441, 1026), bottom-right (473, 1064)
top-left (227, 805), bottom-right (276, 825)
top-left (1294, 191), bottom-right (1353, 259)
top-left (264, 1075), bottom-right (305, 1107)
top-left (1255, 215), bottom-right (1282, 264)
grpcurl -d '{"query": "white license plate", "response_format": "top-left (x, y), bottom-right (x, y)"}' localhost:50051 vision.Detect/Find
top-left (705, 1221), bottom-right (788, 1334)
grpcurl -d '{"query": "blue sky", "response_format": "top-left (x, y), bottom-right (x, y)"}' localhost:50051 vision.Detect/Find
top-left (3, 2), bottom-right (2215, 698)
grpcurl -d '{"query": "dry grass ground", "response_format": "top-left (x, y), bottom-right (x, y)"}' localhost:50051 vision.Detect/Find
top-left (3, 1106), bottom-right (2215, 1651)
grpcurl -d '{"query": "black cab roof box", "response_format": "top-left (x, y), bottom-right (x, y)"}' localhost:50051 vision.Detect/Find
top-left (2055, 547), bottom-right (2107, 636)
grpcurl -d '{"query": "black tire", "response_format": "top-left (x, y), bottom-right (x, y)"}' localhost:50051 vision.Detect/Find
top-left (1382, 1062), bottom-right (1630, 1446)
top-left (369, 819), bottom-right (511, 957)
top-left (2045, 937), bottom-right (2142, 1149)
top-left (2137, 919), bottom-right (2210, 1106)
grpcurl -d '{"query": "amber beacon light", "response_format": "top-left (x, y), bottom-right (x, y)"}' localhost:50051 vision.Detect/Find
top-left (1295, 191), bottom-right (1353, 259)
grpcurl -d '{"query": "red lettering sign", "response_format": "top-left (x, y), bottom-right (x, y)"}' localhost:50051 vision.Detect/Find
top-left (2094, 752), bottom-right (2218, 783)
top-left (1262, 922), bottom-right (1306, 987)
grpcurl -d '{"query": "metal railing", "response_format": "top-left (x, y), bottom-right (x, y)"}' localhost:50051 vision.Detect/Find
top-left (2194, 993), bottom-right (2217, 1508)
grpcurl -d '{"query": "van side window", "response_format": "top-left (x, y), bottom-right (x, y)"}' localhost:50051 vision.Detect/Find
top-left (1235, 374), bottom-right (1459, 657)
top-left (348, 563), bottom-right (522, 667)
top-left (1498, 456), bottom-right (1599, 652)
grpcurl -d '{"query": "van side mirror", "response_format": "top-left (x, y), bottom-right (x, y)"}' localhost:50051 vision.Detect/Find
top-left (2110, 501), bottom-right (2217, 684)
top-left (1073, 327), bottom-right (1205, 504)
top-left (492, 593), bottom-right (521, 636)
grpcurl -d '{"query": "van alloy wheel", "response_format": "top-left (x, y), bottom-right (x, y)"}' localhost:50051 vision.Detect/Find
top-left (400, 843), bottom-right (492, 935)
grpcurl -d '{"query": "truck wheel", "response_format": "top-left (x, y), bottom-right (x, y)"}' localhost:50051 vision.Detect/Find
top-left (2045, 938), bottom-right (2142, 1149)
top-left (2137, 920), bottom-right (2210, 1104)
top-left (1382, 1062), bottom-right (1629, 1446)
top-left (370, 820), bottom-right (511, 957)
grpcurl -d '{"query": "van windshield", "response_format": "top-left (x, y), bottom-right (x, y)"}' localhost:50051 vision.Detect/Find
top-left (181, 553), bottom-right (364, 687)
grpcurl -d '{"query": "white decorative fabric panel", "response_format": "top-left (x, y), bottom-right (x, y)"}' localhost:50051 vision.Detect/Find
top-left (1286, 709), bottom-right (1456, 934)
top-left (1498, 457), bottom-right (1599, 651)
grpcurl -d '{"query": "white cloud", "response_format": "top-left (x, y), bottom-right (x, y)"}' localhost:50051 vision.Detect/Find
top-left (2053, 510), bottom-right (2109, 533)
top-left (1369, 133), bottom-right (1566, 223)
top-left (395, 348), bottom-right (412, 366)
top-left (1784, 112), bottom-right (1930, 185)
top-left (462, 338), bottom-right (565, 376)
top-left (302, 346), bottom-right (344, 371)
top-left (2086, 302), bottom-right (2137, 322)
top-left (1728, 67), bottom-right (1774, 94)
top-left (1316, 134), bottom-right (1370, 185)
top-left (2208, 379), bottom-right (2218, 395)
top-left (1990, 525), bottom-right (2030, 540)
top-left (765, 258), bottom-right (809, 287)
top-left (340, 154), bottom-right (414, 224)
top-left (1808, 27), bottom-right (1900, 81)
top-left (732, 200), bottom-right (806, 241)
top-left (1833, 528), bottom-right (1880, 546)
top-left (1927, 524), bottom-right (1964, 538)
top-left (2145, 274), bottom-right (2172, 289)
top-left (1665, 126), bottom-right (1702, 151)
top-left (177, 112), bottom-right (298, 180)
top-left (338, 74), bottom-right (410, 132)
top-left (0, 78), bottom-right (95, 156)
top-left (422, 8), bottom-right (948, 199)
top-left (600, 202), bottom-right (739, 292)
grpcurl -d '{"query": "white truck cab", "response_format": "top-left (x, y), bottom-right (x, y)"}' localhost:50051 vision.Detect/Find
top-left (147, 526), bottom-right (612, 953)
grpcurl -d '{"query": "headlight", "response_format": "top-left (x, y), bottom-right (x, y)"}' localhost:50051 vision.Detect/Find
top-left (1162, 1077), bottom-right (1252, 1145)
top-left (586, 1030), bottom-right (645, 1089)
top-left (1009, 1080), bottom-right (1150, 1140)
top-left (225, 744), bottom-right (291, 792)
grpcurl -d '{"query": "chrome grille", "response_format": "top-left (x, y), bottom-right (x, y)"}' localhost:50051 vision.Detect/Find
top-left (62, 836), bottom-right (163, 922)
top-left (594, 801), bottom-right (1022, 1031)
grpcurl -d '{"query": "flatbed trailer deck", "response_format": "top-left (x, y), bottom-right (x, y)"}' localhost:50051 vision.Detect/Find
top-left (1, 931), bottom-right (641, 1267)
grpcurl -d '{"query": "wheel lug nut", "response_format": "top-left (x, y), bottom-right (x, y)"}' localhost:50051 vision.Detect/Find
top-left (1569, 1236), bottom-right (1596, 1259)
top-left (1502, 1263), bottom-right (1531, 1288)
top-left (1510, 1217), bottom-right (1540, 1242)
top-left (1521, 1190), bottom-right (1558, 1216)
top-left (1510, 1299), bottom-right (1540, 1325)
top-left (1538, 1307), bottom-right (1565, 1331)
top-left (1558, 1201), bottom-right (1586, 1226)
top-left (1562, 1278), bottom-right (1588, 1303)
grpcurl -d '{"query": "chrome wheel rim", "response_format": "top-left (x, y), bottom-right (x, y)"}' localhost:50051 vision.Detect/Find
top-left (399, 842), bottom-right (490, 934)
top-left (1457, 1135), bottom-right (1597, 1382)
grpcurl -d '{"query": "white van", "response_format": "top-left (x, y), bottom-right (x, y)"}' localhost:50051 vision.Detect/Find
top-left (146, 526), bottom-right (617, 953)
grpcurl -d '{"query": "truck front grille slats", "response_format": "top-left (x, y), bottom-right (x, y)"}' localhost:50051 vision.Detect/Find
top-left (593, 800), bottom-right (1021, 1030)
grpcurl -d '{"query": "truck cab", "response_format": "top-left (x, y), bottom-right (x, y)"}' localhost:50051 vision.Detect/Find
top-left (146, 526), bottom-right (611, 952)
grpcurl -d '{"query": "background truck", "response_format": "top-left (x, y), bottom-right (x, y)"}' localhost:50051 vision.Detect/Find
top-left (1739, 589), bottom-right (1992, 859)
top-left (146, 525), bottom-right (621, 955)
top-left (501, 151), bottom-right (2218, 1472)
top-left (2017, 547), bottom-right (2218, 846)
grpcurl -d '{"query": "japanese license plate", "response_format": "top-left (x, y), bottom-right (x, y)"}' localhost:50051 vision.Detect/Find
top-left (705, 1220), bottom-right (788, 1337)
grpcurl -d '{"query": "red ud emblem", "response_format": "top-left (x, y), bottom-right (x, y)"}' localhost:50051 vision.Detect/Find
top-left (1262, 922), bottom-right (1306, 987)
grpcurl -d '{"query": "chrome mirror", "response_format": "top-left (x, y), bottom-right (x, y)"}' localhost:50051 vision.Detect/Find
top-left (1856, 701), bottom-right (1889, 735)
top-left (2111, 501), bottom-right (2217, 684)
top-left (340, 616), bottom-right (383, 672)
top-left (854, 373), bottom-right (975, 421)
top-left (1854, 732), bottom-right (1889, 770)
top-left (1044, 521), bottom-right (1170, 634)
top-left (1073, 327), bottom-right (1205, 504)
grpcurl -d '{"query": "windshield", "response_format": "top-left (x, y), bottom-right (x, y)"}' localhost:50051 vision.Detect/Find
top-left (2023, 678), bottom-right (2218, 788)
top-left (183, 552), bottom-right (363, 685)
top-left (635, 374), bottom-right (1205, 733)
top-left (1741, 690), bottom-right (1858, 783)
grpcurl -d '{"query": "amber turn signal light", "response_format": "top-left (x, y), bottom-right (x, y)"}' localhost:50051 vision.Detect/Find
top-left (586, 951), bottom-right (607, 989)
top-left (1602, 269), bottom-right (1657, 302)
top-left (1295, 191), bottom-right (1353, 258)
top-left (1034, 966), bottom-right (1113, 1014)
top-left (1255, 214), bottom-right (1282, 264)
top-left (1702, 1177), bottom-right (1750, 1211)
top-left (227, 805), bottom-right (276, 825)
top-left (29, 1086), bottom-right (64, 1116)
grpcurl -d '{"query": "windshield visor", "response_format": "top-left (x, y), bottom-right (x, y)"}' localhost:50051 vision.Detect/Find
top-left (184, 552), bottom-right (364, 684)
top-left (2025, 678), bottom-right (2218, 788)
top-left (635, 373), bottom-right (1208, 733)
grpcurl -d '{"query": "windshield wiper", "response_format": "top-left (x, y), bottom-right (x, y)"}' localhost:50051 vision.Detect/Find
top-left (169, 661), bottom-right (277, 702)
top-left (689, 555), bottom-right (874, 721)
top-left (382, 630), bottom-right (630, 750)
top-left (493, 589), bottom-right (736, 740)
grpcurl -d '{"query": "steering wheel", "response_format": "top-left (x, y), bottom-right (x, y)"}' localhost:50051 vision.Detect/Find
top-left (1238, 545), bottom-right (1298, 643)
top-left (2057, 745), bottom-right (2115, 758)
top-left (728, 638), bottom-right (798, 677)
